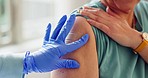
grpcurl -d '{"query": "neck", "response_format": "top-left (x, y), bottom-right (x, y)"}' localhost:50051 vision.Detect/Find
top-left (101, 0), bottom-right (135, 28)
top-left (113, 9), bottom-right (135, 28)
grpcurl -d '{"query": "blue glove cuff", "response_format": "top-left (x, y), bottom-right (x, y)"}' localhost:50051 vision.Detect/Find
top-left (23, 51), bottom-right (40, 74)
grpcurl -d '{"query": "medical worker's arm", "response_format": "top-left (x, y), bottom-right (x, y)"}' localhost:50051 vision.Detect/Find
top-left (23, 15), bottom-right (89, 74)
top-left (51, 16), bottom-right (99, 78)
top-left (0, 15), bottom-right (89, 78)
top-left (0, 53), bottom-right (25, 78)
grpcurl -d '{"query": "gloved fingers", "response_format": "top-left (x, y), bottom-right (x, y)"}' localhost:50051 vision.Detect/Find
top-left (60, 34), bottom-right (89, 56)
top-left (57, 59), bottom-right (80, 69)
top-left (51, 15), bottom-right (67, 40)
top-left (56, 14), bottom-right (76, 42)
top-left (43, 23), bottom-right (51, 45)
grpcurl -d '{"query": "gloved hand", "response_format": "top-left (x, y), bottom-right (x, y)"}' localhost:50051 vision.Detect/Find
top-left (23, 14), bottom-right (89, 74)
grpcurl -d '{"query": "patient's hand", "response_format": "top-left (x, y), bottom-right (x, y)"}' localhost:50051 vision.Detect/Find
top-left (81, 6), bottom-right (142, 49)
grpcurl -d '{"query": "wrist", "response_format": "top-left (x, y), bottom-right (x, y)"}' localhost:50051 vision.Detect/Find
top-left (133, 32), bottom-right (148, 53)
top-left (23, 51), bottom-right (39, 74)
top-left (130, 31), bottom-right (143, 49)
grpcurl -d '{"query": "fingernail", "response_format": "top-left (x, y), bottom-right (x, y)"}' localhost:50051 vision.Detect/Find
top-left (80, 10), bottom-right (86, 14)
top-left (78, 9), bottom-right (82, 13)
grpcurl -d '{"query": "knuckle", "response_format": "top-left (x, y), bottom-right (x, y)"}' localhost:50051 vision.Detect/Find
top-left (87, 13), bottom-right (91, 17)
top-left (93, 21), bottom-right (98, 26)
top-left (96, 17), bottom-right (101, 22)
top-left (94, 16), bottom-right (99, 21)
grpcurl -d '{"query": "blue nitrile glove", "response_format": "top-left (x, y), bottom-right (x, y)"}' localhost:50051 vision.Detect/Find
top-left (23, 14), bottom-right (89, 74)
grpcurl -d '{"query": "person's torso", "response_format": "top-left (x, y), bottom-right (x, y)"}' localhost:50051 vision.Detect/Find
top-left (72, 1), bottom-right (148, 78)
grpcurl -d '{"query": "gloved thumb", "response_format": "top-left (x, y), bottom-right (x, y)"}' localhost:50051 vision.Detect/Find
top-left (57, 59), bottom-right (80, 69)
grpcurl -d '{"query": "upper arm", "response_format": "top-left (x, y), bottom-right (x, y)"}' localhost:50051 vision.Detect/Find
top-left (51, 16), bottom-right (99, 78)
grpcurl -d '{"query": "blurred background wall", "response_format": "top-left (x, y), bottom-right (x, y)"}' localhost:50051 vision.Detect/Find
top-left (0, 0), bottom-right (91, 78)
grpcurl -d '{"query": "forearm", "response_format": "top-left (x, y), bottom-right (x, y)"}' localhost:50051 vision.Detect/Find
top-left (0, 53), bottom-right (25, 78)
top-left (138, 46), bottom-right (148, 63)
top-left (135, 33), bottom-right (148, 63)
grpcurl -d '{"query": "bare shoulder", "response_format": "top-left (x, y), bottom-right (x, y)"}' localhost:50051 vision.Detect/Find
top-left (51, 16), bottom-right (99, 78)
top-left (69, 16), bottom-right (94, 37)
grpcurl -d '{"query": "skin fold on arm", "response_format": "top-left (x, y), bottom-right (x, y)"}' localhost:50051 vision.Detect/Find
top-left (51, 16), bottom-right (99, 78)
